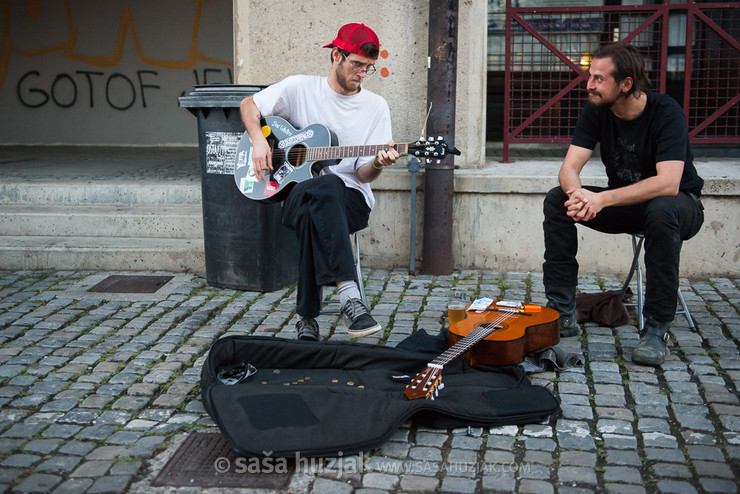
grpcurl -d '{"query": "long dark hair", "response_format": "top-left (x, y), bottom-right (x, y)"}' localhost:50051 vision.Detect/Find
top-left (593, 42), bottom-right (651, 97)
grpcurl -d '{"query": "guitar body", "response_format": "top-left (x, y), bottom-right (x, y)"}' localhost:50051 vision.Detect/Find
top-left (234, 117), bottom-right (337, 204)
top-left (448, 305), bottom-right (560, 367)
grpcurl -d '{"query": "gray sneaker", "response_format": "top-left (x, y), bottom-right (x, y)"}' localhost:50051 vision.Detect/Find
top-left (559, 314), bottom-right (579, 337)
top-left (340, 298), bottom-right (381, 337)
top-left (296, 318), bottom-right (319, 341)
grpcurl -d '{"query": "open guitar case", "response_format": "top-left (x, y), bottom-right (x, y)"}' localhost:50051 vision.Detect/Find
top-left (201, 334), bottom-right (560, 458)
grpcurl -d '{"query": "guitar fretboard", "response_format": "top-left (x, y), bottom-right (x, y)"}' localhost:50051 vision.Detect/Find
top-left (307, 143), bottom-right (410, 161)
top-left (430, 310), bottom-right (517, 368)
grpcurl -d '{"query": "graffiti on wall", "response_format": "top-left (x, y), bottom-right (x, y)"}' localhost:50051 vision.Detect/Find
top-left (0, 0), bottom-right (233, 144)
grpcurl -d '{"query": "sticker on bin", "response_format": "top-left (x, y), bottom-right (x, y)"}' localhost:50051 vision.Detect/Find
top-left (236, 150), bottom-right (248, 169)
top-left (264, 181), bottom-right (279, 196)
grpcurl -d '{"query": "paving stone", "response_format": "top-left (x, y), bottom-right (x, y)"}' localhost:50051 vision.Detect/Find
top-left (408, 446), bottom-right (443, 462)
top-left (36, 455), bottom-right (82, 474)
top-left (558, 465), bottom-right (597, 485)
top-left (312, 477), bottom-right (355, 494)
top-left (604, 483), bottom-right (647, 494)
top-left (698, 478), bottom-right (738, 493)
top-left (440, 476), bottom-right (477, 493)
top-left (1, 454), bottom-right (40, 468)
top-left (86, 474), bottom-right (131, 494)
top-left (22, 438), bottom-right (61, 455)
top-left (655, 479), bottom-right (698, 494)
top-left (603, 466), bottom-right (642, 484)
top-left (518, 478), bottom-right (555, 494)
top-left (361, 472), bottom-right (399, 490)
top-left (12, 473), bottom-right (61, 493)
top-left (52, 478), bottom-right (95, 494)
top-left (606, 450), bottom-right (641, 466)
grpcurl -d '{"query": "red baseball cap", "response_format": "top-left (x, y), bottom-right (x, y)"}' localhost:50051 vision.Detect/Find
top-left (323, 23), bottom-right (380, 60)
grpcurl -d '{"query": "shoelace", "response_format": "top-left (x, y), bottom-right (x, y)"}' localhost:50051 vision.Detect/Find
top-left (343, 299), bottom-right (369, 320)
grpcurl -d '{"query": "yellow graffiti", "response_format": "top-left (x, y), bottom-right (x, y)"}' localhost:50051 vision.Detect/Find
top-left (0, 0), bottom-right (230, 87)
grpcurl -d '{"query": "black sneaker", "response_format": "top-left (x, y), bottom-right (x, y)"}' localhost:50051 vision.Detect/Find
top-left (559, 314), bottom-right (579, 337)
top-left (296, 318), bottom-right (319, 341)
top-left (340, 298), bottom-right (381, 337)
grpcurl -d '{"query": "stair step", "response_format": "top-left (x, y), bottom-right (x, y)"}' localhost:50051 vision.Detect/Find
top-left (0, 236), bottom-right (205, 273)
top-left (0, 204), bottom-right (203, 238)
top-left (0, 182), bottom-right (201, 206)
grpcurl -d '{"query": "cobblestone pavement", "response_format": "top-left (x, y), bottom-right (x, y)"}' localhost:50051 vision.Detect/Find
top-left (0, 269), bottom-right (738, 494)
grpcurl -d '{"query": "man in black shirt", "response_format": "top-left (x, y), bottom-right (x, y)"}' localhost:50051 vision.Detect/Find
top-left (542, 42), bottom-right (704, 366)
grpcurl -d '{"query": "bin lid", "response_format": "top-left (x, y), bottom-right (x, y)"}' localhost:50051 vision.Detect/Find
top-left (178, 84), bottom-right (267, 109)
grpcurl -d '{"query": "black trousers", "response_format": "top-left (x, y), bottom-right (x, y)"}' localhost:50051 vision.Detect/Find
top-left (282, 174), bottom-right (371, 319)
top-left (543, 186), bottom-right (704, 323)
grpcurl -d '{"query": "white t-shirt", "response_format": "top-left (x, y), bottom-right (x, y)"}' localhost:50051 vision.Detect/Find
top-left (252, 75), bottom-right (393, 209)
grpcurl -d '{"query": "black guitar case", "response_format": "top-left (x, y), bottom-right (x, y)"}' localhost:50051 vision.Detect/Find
top-left (201, 335), bottom-right (560, 458)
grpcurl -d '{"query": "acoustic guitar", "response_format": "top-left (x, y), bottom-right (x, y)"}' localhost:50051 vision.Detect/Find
top-left (234, 116), bottom-right (460, 203)
top-left (404, 301), bottom-right (560, 400)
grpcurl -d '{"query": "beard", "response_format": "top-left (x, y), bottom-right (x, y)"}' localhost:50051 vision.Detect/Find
top-left (588, 90), bottom-right (619, 109)
top-left (336, 67), bottom-right (362, 94)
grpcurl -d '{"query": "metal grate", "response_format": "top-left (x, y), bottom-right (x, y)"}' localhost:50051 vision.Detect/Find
top-left (87, 275), bottom-right (174, 293)
top-left (151, 433), bottom-right (295, 488)
top-left (502, 2), bottom-right (740, 161)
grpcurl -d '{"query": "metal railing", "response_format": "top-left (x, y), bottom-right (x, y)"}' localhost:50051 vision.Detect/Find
top-left (502, 1), bottom-right (739, 162)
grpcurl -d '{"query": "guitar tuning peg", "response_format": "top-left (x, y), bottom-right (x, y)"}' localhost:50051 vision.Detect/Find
top-left (427, 136), bottom-right (434, 141)
top-left (437, 136), bottom-right (443, 140)
top-left (436, 159), bottom-right (441, 164)
top-left (426, 158), bottom-right (432, 164)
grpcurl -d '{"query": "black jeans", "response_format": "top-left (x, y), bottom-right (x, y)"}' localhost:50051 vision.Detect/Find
top-left (543, 186), bottom-right (704, 323)
top-left (282, 174), bottom-right (371, 319)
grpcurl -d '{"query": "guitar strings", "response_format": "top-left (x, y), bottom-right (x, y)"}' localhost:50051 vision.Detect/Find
top-left (432, 311), bottom-right (515, 367)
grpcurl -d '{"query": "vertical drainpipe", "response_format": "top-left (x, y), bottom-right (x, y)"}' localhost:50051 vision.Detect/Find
top-left (422, 0), bottom-right (458, 275)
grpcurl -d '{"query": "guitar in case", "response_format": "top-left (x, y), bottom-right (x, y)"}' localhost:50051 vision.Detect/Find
top-left (201, 332), bottom-right (560, 458)
top-left (233, 116), bottom-right (460, 203)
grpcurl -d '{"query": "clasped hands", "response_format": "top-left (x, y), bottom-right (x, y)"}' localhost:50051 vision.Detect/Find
top-left (565, 188), bottom-right (603, 222)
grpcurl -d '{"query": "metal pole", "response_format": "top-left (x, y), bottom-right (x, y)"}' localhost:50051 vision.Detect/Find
top-left (422, 0), bottom-right (458, 275)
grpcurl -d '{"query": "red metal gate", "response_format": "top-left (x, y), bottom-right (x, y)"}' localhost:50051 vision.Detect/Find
top-left (502, 1), bottom-right (740, 162)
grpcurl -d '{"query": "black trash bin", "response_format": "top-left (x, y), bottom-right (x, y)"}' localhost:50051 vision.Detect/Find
top-left (179, 84), bottom-right (299, 291)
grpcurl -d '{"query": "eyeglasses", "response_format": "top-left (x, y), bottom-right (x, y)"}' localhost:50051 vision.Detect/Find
top-left (341, 52), bottom-right (376, 75)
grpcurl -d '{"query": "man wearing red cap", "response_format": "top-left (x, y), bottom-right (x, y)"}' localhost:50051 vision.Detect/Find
top-left (240, 23), bottom-right (399, 342)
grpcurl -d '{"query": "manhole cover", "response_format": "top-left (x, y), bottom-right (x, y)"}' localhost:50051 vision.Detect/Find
top-left (151, 433), bottom-right (295, 488)
top-left (87, 275), bottom-right (174, 293)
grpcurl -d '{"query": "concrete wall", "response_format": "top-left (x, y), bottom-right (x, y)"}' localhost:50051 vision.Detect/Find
top-left (365, 160), bottom-right (740, 279)
top-left (0, 0), bottom-right (232, 145)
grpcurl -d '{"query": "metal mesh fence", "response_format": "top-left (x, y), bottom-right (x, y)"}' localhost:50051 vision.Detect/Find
top-left (503, 3), bottom-right (739, 161)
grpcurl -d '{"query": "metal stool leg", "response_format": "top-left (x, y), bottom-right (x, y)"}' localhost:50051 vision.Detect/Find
top-left (675, 287), bottom-right (696, 331)
top-left (623, 233), bottom-right (695, 333)
top-left (354, 233), bottom-right (367, 306)
top-left (621, 234), bottom-right (645, 332)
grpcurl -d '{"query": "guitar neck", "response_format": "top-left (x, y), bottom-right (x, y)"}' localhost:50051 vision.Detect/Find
top-left (307, 143), bottom-right (409, 162)
top-left (430, 311), bottom-right (515, 368)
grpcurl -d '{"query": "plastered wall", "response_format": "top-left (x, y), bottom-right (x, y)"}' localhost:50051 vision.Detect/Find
top-left (0, 0), bottom-right (233, 145)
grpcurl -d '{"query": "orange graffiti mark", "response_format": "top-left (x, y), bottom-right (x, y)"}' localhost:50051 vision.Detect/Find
top-left (0, 0), bottom-right (231, 88)
top-left (379, 49), bottom-right (389, 77)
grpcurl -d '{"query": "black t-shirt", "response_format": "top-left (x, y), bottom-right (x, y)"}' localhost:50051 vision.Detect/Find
top-left (572, 92), bottom-right (703, 196)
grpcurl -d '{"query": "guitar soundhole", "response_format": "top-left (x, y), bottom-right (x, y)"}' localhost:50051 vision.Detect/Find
top-left (480, 322), bottom-right (505, 331)
top-left (288, 146), bottom-right (307, 168)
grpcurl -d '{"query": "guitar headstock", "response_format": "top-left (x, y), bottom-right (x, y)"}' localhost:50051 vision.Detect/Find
top-left (407, 136), bottom-right (461, 162)
top-left (404, 365), bottom-right (444, 400)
